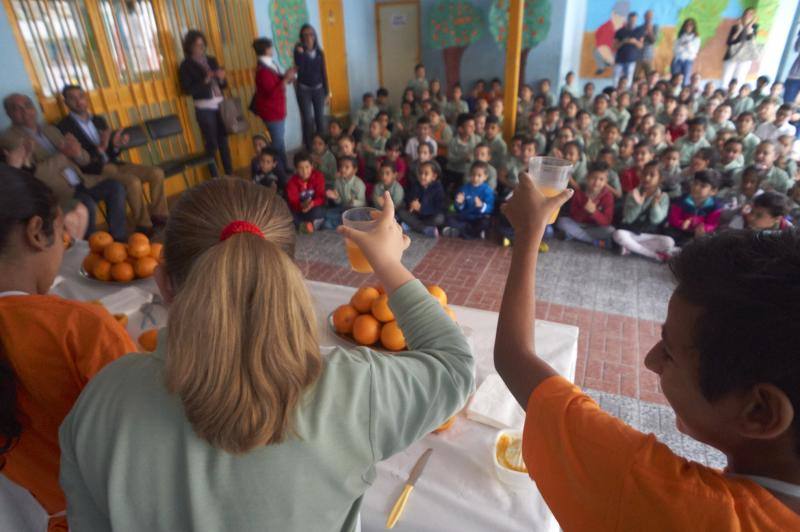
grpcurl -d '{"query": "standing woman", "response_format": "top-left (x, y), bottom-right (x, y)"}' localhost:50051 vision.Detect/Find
top-left (672, 18), bottom-right (700, 86)
top-left (252, 37), bottom-right (297, 186)
top-left (178, 30), bottom-right (233, 177)
top-left (722, 8), bottom-right (759, 88)
top-left (294, 24), bottom-right (330, 150)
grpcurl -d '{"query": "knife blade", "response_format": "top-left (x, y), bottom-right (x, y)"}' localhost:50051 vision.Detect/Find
top-left (386, 448), bottom-right (434, 529)
top-left (406, 447), bottom-right (433, 486)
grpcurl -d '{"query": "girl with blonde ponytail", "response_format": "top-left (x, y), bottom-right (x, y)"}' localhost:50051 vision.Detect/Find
top-left (60, 178), bottom-right (474, 531)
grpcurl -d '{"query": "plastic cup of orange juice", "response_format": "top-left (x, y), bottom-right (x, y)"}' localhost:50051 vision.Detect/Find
top-left (528, 156), bottom-right (573, 225)
top-left (342, 207), bottom-right (379, 273)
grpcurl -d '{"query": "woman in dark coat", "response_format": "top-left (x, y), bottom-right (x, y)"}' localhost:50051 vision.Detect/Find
top-left (178, 30), bottom-right (232, 176)
top-left (293, 24), bottom-right (330, 150)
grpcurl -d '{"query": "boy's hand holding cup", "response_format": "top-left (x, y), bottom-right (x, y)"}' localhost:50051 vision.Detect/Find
top-left (501, 172), bottom-right (573, 242)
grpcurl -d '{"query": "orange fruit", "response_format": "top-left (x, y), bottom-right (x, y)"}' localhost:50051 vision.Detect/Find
top-left (380, 320), bottom-right (406, 351)
top-left (350, 286), bottom-right (381, 314)
top-left (138, 329), bottom-right (159, 352)
top-left (103, 242), bottom-right (127, 264)
top-left (128, 232), bottom-right (150, 246)
top-left (332, 304), bottom-right (359, 334)
top-left (88, 231), bottom-right (113, 253)
top-left (375, 285), bottom-right (386, 295)
top-left (128, 240), bottom-right (151, 259)
top-left (63, 232), bottom-right (72, 249)
top-left (149, 242), bottom-right (164, 262)
top-left (428, 285), bottom-right (448, 306)
top-left (433, 416), bottom-right (456, 434)
top-left (93, 259), bottom-right (112, 281)
top-left (352, 314), bottom-right (381, 346)
top-left (444, 305), bottom-right (457, 322)
top-left (111, 261), bottom-right (135, 282)
top-left (113, 313), bottom-right (129, 328)
top-left (370, 294), bottom-right (394, 322)
top-left (135, 256), bottom-right (159, 278)
top-left (82, 253), bottom-right (103, 277)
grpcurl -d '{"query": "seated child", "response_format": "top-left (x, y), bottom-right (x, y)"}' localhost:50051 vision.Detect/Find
top-left (405, 116), bottom-right (438, 162)
top-left (490, 99), bottom-right (505, 127)
top-left (444, 161), bottom-right (495, 240)
top-left (394, 101), bottom-right (417, 142)
top-left (564, 141), bottom-right (587, 188)
top-left (556, 161), bottom-right (615, 248)
top-left (310, 134), bottom-right (337, 189)
top-left (444, 84), bottom-right (469, 125)
top-left (499, 136), bottom-right (537, 192)
top-left (484, 115), bottom-right (507, 169)
top-left (446, 113), bottom-right (480, 191)
top-left (679, 147), bottom-right (714, 194)
top-left (474, 111), bottom-right (488, 138)
top-left (562, 70), bottom-right (579, 98)
top-left (729, 190), bottom-right (791, 231)
top-left (579, 82), bottom-right (595, 111)
top-left (286, 152), bottom-right (326, 232)
top-left (250, 134), bottom-right (268, 177)
top-left (776, 134), bottom-right (798, 182)
top-left (375, 87), bottom-right (394, 116)
top-left (595, 148), bottom-right (623, 198)
top-left (704, 103), bottom-right (736, 142)
top-left (666, 104), bottom-right (690, 142)
top-left (372, 161), bottom-right (404, 210)
top-left (527, 114), bottom-right (548, 155)
top-left (620, 142), bottom-right (653, 194)
top-left (325, 155), bottom-right (366, 227)
top-left (659, 146), bottom-right (683, 198)
top-left (407, 141), bottom-right (435, 187)
top-left (747, 141), bottom-right (793, 194)
top-left (348, 92), bottom-right (379, 141)
top-left (610, 91), bottom-right (632, 132)
top-left (736, 111), bottom-right (761, 164)
top-left (549, 127), bottom-right (576, 158)
top-left (614, 136), bottom-right (636, 174)
top-left (517, 84), bottom-right (535, 129)
top-left (358, 118), bottom-right (387, 182)
top-left (399, 160), bottom-right (445, 238)
top-left (730, 83), bottom-right (755, 116)
top-left (646, 124), bottom-right (668, 156)
top-left (327, 119), bottom-right (344, 157)
top-left (715, 138), bottom-right (744, 189)
top-left (473, 142), bottom-right (498, 190)
top-left (253, 147), bottom-right (280, 189)
top-left (337, 135), bottom-right (365, 182)
top-left (665, 169), bottom-right (722, 246)
top-left (428, 108), bottom-right (453, 157)
top-left (585, 123), bottom-right (620, 161)
top-left (538, 78), bottom-right (556, 108)
top-left (377, 138), bottom-right (408, 187)
top-left (674, 118), bottom-right (711, 167)
top-left (407, 63), bottom-right (429, 98)
top-left (612, 161), bottom-right (675, 261)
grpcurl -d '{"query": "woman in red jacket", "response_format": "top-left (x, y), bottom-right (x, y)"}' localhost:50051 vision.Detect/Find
top-left (252, 38), bottom-right (297, 186)
top-left (285, 151), bottom-right (326, 232)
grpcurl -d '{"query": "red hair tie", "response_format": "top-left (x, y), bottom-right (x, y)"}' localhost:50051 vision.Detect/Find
top-left (219, 220), bottom-right (264, 242)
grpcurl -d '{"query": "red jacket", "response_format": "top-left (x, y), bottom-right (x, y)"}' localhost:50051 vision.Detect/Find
top-left (569, 187), bottom-right (614, 226)
top-left (667, 122), bottom-right (687, 142)
top-left (253, 64), bottom-right (286, 122)
top-left (286, 170), bottom-right (325, 213)
top-left (620, 166), bottom-right (642, 193)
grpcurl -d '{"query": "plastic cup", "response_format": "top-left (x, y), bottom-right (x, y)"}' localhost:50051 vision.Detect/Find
top-left (341, 207), bottom-right (379, 273)
top-left (528, 156), bottom-right (573, 225)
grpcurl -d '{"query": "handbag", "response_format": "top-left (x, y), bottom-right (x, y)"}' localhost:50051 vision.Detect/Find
top-left (220, 97), bottom-right (248, 134)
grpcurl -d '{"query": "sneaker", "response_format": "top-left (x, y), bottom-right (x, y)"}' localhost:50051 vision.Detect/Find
top-left (442, 227), bottom-right (459, 238)
top-left (656, 251), bottom-right (671, 263)
top-left (422, 226), bottom-right (439, 238)
top-left (312, 219), bottom-right (324, 231)
top-left (502, 237), bottom-right (512, 247)
top-left (479, 230), bottom-right (486, 240)
top-left (299, 221), bottom-right (314, 234)
top-left (401, 222), bottom-right (411, 234)
top-left (538, 242), bottom-right (549, 253)
top-left (593, 238), bottom-right (609, 249)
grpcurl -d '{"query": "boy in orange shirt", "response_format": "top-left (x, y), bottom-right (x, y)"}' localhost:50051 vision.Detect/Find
top-left (0, 167), bottom-right (135, 531)
top-left (495, 172), bottom-right (800, 531)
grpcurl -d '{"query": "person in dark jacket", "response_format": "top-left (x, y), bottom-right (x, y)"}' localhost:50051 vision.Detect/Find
top-left (294, 24), bottom-right (330, 150)
top-left (178, 30), bottom-right (232, 176)
top-left (398, 160), bottom-right (445, 238)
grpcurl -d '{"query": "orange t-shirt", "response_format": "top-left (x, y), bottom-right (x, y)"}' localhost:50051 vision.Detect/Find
top-left (523, 376), bottom-right (800, 531)
top-left (0, 295), bottom-right (136, 531)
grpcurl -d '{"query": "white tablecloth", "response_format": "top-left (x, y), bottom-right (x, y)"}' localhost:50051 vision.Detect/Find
top-left (1, 241), bottom-right (578, 532)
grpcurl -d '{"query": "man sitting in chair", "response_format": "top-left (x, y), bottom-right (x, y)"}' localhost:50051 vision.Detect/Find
top-left (58, 85), bottom-right (168, 234)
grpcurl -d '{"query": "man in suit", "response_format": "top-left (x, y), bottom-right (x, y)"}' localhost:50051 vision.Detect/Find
top-left (1, 93), bottom-right (128, 241)
top-left (59, 85), bottom-right (168, 233)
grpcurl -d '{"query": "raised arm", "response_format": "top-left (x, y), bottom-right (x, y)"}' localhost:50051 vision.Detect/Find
top-left (494, 173), bottom-right (573, 407)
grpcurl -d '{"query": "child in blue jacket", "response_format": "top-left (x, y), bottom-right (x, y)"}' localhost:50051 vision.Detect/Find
top-left (398, 160), bottom-right (446, 238)
top-left (444, 161), bottom-right (496, 239)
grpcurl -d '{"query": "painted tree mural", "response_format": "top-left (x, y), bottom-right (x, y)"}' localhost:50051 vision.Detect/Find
top-left (269, 0), bottom-right (308, 69)
top-left (489, 0), bottom-right (551, 89)
top-left (429, 0), bottom-right (485, 91)
top-left (677, 0), bottom-right (728, 47)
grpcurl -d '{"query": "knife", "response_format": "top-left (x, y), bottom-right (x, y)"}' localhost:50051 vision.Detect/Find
top-left (385, 448), bottom-right (433, 529)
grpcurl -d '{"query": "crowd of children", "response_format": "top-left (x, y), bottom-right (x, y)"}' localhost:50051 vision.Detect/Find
top-left (250, 63), bottom-right (799, 261)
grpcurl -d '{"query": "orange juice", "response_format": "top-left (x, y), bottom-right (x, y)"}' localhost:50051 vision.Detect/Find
top-left (345, 238), bottom-right (373, 273)
top-left (540, 186), bottom-right (563, 224)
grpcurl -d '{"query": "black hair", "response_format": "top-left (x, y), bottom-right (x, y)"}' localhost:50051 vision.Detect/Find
top-left (456, 113), bottom-right (475, 129)
top-left (643, 160), bottom-right (661, 174)
top-left (723, 138), bottom-right (744, 149)
top-left (490, 77), bottom-right (501, 85)
top-left (0, 166), bottom-right (59, 465)
top-left (545, 106), bottom-right (560, 114)
top-left (662, 146), bottom-right (680, 156)
top-left (738, 111), bottom-right (755, 121)
top-left (252, 37), bottom-right (273, 56)
top-left (670, 230), bottom-right (800, 454)
top-left (61, 84), bottom-right (83, 99)
top-left (337, 155), bottom-right (357, 169)
top-left (693, 147), bottom-right (714, 162)
top-left (598, 146), bottom-right (617, 157)
top-left (259, 146), bottom-right (279, 160)
top-left (362, 92), bottom-right (374, 101)
top-left (778, 104), bottom-right (793, 114)
top-left (378, 160), bottom-right (396, 173)
top-left (385, 137), bottom-right (403, 151)
top-left (688, 117), bottom-right (707, 128)
top-left (752, 191), bottom-right (790, 218)
top-left (741, 165), bottom-right (760, 183)
top-left (693, 169), bottom-right (721, 188)
top-left (474, 141), bottom-right (490, 151)
top-left (298, 23), bottom-right (319, 50)
top-left (252, 133), bottom-right (268, 143)
top-left (469, 160), bottom-right (490, 175)
top-left (511, 134), bottom-right (526, 143)
top-left (419, 160), bottom-right (441, 178)
top-left (376, 111), bottom-right (390, 121)
top-left (634, 141), bottom-right (652, 153)
top-left (521, 136), bottom-right (537, 147)
top-left (678, 17), bottom-right (697, 37)
top-left (182, 29), bottom-right (206, 57)
top-left (293, 151), bottom-right (312, 167)
top-left (416, 116), bottom-right (431, 126)
top-left (414, 63), bottom-right (425, 71)
top-left (588, 161), bottom-right (610, 174)
top-left (417, 141), bottom-right (435, 154)
top-left (376, 87), bottom-right (389, 98)
top-left (563, 140), bottom-right (582, 154)
top-left (756, 75), bottom-right (770, 86)
top-left (485, 115), bottom-right (500, 126)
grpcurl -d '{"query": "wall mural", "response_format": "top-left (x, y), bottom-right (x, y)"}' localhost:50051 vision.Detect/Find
top-left (428, 0), bottom-right (486, 91)
top-left (579, 0), bottom-right (780, 81)
top-left (488, 0), bottom-right (551, 89)
top-left (268, 0), bottom-right (309, 69)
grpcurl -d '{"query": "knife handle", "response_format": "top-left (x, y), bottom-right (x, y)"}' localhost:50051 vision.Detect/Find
top-left (385, 483), bottom-right (414, 529)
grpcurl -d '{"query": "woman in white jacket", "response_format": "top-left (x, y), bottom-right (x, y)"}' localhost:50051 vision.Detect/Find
top-left (671, 18), bottom-right (701, 86)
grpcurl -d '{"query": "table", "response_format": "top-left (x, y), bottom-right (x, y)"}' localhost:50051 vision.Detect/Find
top-left (2, 241), bottom-right (578, 532)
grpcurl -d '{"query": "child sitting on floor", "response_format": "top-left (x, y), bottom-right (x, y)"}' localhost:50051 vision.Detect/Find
top-left (444, 84), bottom-right (469, 125)
top-left (348, 92), bottom-right (379, 141)
top-left (407, 141), bottom-right (435, 187)
top-left (358, 118), bottom-right (387, 182)
top-left (612, 161), bottom-right (674, 261)
top-left (730, 191), bottom-right (792, 231)
top-left (372, 161), bottom-right (404, 210)
top-left (325, 155), bottom-right (366, 228)
top-left (286, 151), bottom-right (326, 233)
top-left (748, 141), bottom-right (793, 194)
top-left (715, 138), bottom-right (745, 189)
top-left (327, 119), bottom-right (344, 157)
top-left (405, 116), bottom-right (438, 162)
top-left (473, 142), bottom-right (498, 190)
top-left (250, 133), bottom-right (268, 177)
top-left (484, 115), bottom-right (507, 169)
top-left (377, 137), bottom-right (408, 187)
top-left (556, 161), bottom-right (615, 248)
top-left (399, 160), bottom-right (445, 238)
top-left (665, 169), bottom-right (722, 246)
top-left (310, 134), bottom-right (337, 189)
top-left (446, 113), bottom-right (480, 191)
top-left (444, 161), bottom-right (495, 240)
top-left (674, 117), bottom-right (711, 167)
top-left (620, 142), bottom-right (653, 194)
top-left (253, 147), bottom-right (280, 189)
top-left (659, 146), bottom-right (683, 198)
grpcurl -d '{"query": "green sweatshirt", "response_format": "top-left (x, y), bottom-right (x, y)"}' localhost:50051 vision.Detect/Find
top-left (486, 135), bottom-right (507, 170)
top-left (359, 134), bottom-right (387, 170)
top-left (59, 281), bottom-right (475, 532)
top-left (621, 191), bottom-right (670, 227)
top-left (314, 150), bottom-right (338, 188)
top-left (447, 134), bottom-right (481, 174)
top-left (353, 105), bottom-right (379, 132)
top-left (333, 176), bottom-right (366, 207)
top-left (674, 136), bottom-right (711, 167)
top-left (373, 180), bottom-right (405, 208)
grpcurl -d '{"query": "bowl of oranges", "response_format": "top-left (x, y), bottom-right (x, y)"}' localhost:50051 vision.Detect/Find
top-left (81, 231), bottom-right (163, 284)
top-left (329, 284), bottom-right (456, 352)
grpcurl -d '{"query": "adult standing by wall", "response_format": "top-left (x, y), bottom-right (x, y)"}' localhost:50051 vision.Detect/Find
top-left (294, 24), bottom-right (330, 150)
top-left (252, 37), bottom-right (297, 186)
top-left (672, 18), bottom-right (701, 86)
top-left (784, 30), bottom-right (800, 106)
top-left (722, 8), bottom-right (759, 88)
top-left (613, 12), bottom-right (644, 88)
top-left (178, 30), bottom-right (233, 177)
top-left (636, 9), bottom-right (658, 76)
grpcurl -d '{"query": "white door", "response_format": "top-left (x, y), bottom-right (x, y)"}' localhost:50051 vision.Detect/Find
top-left (377, 2), bottom-right (420, 108)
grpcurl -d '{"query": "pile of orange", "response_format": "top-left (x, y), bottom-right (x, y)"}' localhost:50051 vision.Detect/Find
top-left (83, 231), bottom-right (163, 283)
top-left (332, 284), bottom-right (456, 351)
